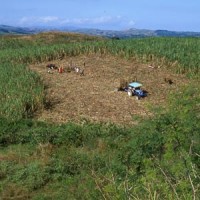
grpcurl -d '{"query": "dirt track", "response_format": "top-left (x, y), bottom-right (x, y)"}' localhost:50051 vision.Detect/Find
top-left (30, 54), bottom-right (188, 125)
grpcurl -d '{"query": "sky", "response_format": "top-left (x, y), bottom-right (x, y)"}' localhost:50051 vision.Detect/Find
top-left (0, 0), bottom-right (199, 32)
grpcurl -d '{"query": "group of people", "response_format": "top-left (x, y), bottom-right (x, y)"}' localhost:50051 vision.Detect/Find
top-left (46, 63), bottom-right (84, 76)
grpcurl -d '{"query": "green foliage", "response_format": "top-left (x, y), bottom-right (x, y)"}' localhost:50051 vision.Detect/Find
top-left (1, 36), bottom-right (199, 76)
top-left (0, 34), bottom-right (199, 199)
top-left (0, 37), bottom-right (34, 50)
top-left (123, 84), bottom-right (200, 199)
top-left (105, 37), bottom-right (200, 75)
top-left (0, 63), bottom-right (44, 121)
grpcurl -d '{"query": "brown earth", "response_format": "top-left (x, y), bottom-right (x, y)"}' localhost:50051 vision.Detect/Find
top-left (29, 54), bottom-right (188, 125)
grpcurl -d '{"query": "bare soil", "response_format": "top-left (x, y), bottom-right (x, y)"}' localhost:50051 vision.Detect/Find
top-left (29, 54), bottom-right (188, 125)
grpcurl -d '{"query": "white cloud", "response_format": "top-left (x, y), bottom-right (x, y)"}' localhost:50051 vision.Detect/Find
top-left (128, 20), bottom-right (135, 26)
top-left (18, 15), bottom-right (135, 30)
top-left (19, 17), bottom-right (31, 24)
top-left (19, 16), bottom-right (59, 25)
top-left (60, 16), bottom-right (121, 25)
top-left (39, 16), bottom-right (59, 23)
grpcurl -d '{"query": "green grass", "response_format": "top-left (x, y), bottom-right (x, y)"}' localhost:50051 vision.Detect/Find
top-left (1, 35), bottom-right (199, 75)
top-left (0, 88), bottom-right (199, 199)
top-left (0, 33), bottom-right (199, 199)
top-left (0, 63), bottom-right (44, 120)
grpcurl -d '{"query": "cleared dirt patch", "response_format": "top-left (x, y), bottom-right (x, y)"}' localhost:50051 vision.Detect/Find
top-left (30, 54), bottom-right (188, 125)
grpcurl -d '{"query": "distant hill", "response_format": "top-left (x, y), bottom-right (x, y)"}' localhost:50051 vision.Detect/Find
top-left (154, 30), bottom-right (200, 37)
top-left (0, 25), bottom-right (38, 35)
top-left (1, 24), bottom-right (200, 38)
top-left (64, 28), bottom-right (155, 38)
top-left (71, 28), bottom-right (200, 38)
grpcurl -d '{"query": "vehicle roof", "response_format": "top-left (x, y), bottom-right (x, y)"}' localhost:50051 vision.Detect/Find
top-left (128, 82), bottom-right (142, 88)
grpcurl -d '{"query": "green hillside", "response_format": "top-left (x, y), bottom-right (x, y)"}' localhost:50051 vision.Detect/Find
top-left (0, 25), bottom-right (36, 35)
top-left (0, 33), bottom-right (199, 199)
